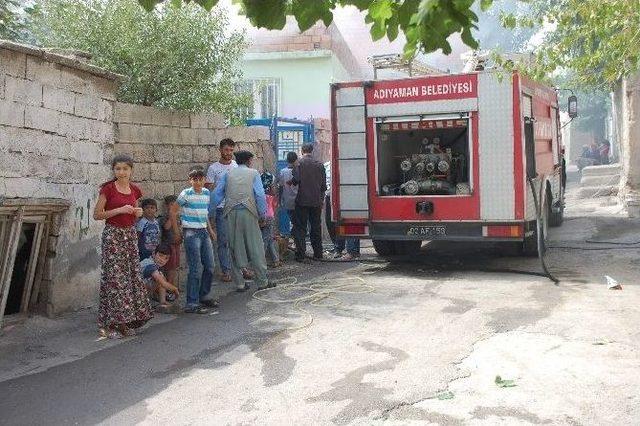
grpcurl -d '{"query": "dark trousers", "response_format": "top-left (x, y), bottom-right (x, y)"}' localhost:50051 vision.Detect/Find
top-left (294, 204), bottom-right (322, 259)
top-left (325, 195), bottom-right (336, 244)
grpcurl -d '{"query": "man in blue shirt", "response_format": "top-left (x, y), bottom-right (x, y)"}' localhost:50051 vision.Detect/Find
top-left (211, 150), bottom-right (274, 291)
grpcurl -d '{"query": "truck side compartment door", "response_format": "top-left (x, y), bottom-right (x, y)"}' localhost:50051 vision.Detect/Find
top-left (333, 85), bottom-right (369, 221)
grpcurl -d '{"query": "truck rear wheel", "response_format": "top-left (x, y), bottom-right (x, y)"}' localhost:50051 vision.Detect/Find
top-left (372, 239), bottom-right (396, 256)
top-left (372, 240), bottom-right (423, 257)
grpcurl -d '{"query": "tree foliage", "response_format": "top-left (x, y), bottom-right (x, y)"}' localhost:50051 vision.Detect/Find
top-left (500, 0), bottom-right (640, 89)
top-left (0, 0), bottom-right (37, 42)
top-left (31, 0), bottom-right (250, 119)
top-left (475, 0), bottom-right (534, 52)
top-left (136, 0), bottom-right (495, 58)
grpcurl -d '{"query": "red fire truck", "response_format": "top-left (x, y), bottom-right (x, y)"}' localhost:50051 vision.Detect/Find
top-left (330, 71), bottom-right (566, 256)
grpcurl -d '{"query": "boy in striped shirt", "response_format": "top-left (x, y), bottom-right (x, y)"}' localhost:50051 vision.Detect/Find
top-left (177, 169), bottom-right (218, 314)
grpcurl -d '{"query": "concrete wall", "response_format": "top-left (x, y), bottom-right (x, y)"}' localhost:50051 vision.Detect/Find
top-left (313, 118), bottom-right (332, 164)
top-left (243, 20), bottom-right (361, 121)
top-left (243, 53), bottom-right (334, 120)
top-left (0, 40), bottom-right (277, 316)
top-left (617, 73), bottom-right (640, 214)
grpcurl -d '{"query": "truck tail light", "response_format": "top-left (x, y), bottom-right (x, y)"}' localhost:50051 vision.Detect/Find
top-left (337, 224), bottom-right (369, 236)
top-left (482, 225), bottom-right (523, 238)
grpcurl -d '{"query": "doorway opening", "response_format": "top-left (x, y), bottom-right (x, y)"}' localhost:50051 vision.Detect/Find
top-left (5, 223), bottom-right (38, 315)
top-left (0, 201), bottom-right (67, 328)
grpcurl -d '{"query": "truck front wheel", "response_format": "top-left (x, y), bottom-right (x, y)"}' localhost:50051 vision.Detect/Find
top-left (521, 196), bottom-right (549, 257)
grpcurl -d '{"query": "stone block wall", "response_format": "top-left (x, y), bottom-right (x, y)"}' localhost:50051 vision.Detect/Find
top-left (0, 40), bottom-right (277, 317)
top-left (0, 41), bottom-right (119, 315)
top-left (113, 102), bottom-right (274, 202)
top-left (313, 118), bottom-right (332, 164)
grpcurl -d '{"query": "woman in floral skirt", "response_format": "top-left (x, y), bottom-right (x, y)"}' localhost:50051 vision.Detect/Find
top-left (93, 154), bottom-right (153, 338)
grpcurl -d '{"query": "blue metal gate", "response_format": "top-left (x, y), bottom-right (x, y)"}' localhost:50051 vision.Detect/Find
top-left (246, 117), bottom-right (315, 235)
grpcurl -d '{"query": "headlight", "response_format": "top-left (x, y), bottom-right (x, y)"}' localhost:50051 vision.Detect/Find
top-left (437, 160), bottom-right (449, 173)
top-left (401, 180), bottom-right (419, 195)
top-left (425, 162), bottom-right (435, 173)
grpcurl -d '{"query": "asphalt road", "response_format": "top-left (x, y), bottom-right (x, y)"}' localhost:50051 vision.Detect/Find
top-left (2, 190), bottom-right (640, 425)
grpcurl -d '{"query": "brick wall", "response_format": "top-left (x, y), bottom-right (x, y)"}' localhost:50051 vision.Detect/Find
top-left (248, 20), bottom-right (361, 78)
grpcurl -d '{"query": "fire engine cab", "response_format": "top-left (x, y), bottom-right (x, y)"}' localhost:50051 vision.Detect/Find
top-left (330, 71), bottom-right (565, 256)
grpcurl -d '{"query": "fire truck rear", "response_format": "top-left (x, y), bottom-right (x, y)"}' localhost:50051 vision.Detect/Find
top-left (330, 71), bottom-right (565, 256)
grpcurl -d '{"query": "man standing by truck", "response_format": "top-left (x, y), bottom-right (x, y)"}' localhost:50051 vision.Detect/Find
top-left (292, 143), bottom-right (326, 261)
top-left (206, 138), bottom-right (237, 282)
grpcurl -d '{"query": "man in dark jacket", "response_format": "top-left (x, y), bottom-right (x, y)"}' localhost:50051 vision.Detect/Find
top-left (292, 143), bottom-right (326, 261)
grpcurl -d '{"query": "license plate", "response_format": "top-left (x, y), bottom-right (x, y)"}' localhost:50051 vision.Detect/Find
top-left (406, 226), bottom-right (446, 237)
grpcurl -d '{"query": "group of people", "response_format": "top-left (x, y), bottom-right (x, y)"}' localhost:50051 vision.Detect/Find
top-left (92, 138), bottom-right (353, 338)
top-left (279, 147), bottom-right (361, 261)
top-left (577, 140), bottom-right (611, 170)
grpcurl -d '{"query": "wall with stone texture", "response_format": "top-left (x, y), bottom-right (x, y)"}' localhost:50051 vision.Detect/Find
top-left (113, 102), bottom-right (274, 202)
top-left (112, 104), bottom-right (275, 286)
top-left (617, 73), bottom-right (640, 215)
top-left (0, 41), bottom-right (118, 316)
top-left (313, 118), bottom-right (332, 164)
top-left (0, 40), bottom-right (276, 317)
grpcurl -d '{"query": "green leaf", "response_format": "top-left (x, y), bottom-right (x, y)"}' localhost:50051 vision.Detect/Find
top-left (500, 13), bottom-right (517, 30)
top-left (369, 0), bottom-right (393, 22)
top-left (370, 21), bottom-right (386, 41)
top-left (241, 0), bottom-right (287, 29)
top-left (386, 14), bottom-right (399, 41)
top-left (495, 375), bottom-right (517, 388)
top-left (460, 26), bottom-right (478, 49)
top-left (138, 0), bottom-right (160, 12)
top-left (397, 0), bottom-right (418, 28)
top-left (480, 0), bottom-right (493, 12)
top-left (435, 390), bottom-right (454, 400)
top-left (344, 0), bottom-right (372, 10)
top-left (193, 0), bottom-right (219, 11)
top-left (291, 0), bottom-right (333, 31)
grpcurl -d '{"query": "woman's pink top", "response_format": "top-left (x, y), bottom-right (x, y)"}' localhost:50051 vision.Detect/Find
top-left (265, 195), bottom-right (276, 218)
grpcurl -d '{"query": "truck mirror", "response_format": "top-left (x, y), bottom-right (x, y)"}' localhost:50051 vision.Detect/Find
top-left (568, 95), bottom-right (578, 118)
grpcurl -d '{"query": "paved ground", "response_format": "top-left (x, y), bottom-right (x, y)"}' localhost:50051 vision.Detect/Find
top-left (1, 176), bottom-right (639, 425)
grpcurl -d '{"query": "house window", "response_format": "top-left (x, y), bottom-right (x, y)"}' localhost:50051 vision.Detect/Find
top-left (244, 78), bottom-right (281, 119)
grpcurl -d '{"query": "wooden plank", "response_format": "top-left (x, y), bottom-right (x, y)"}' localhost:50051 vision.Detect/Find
top-left (20, 217), bottom-right (46, 313)
top-left (0, 207), bottom-right (24, 328)
top-left (29, 218), bottom-right (50, 311)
